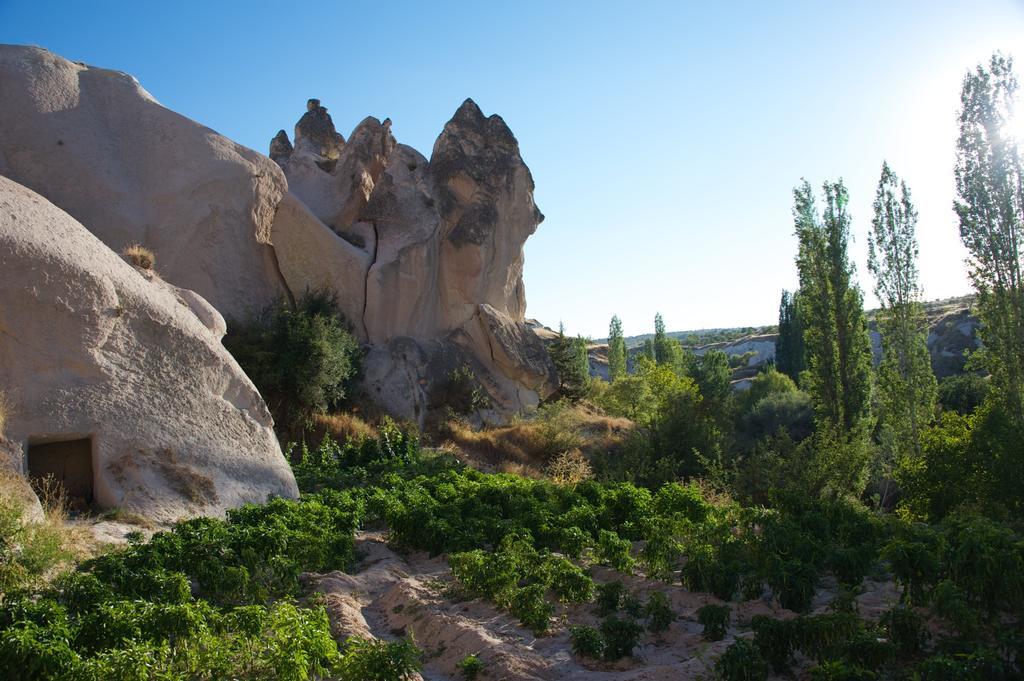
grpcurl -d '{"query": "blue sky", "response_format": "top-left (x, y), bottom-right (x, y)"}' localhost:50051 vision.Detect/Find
top-left (3, 1), bottom-right (1023, 337)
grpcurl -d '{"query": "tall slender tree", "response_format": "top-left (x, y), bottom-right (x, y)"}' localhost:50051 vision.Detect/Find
top-left (776, 289), bottom-right (806, 382)
top-left (653, 312), bottom-right (684, 370)
top-left (954, 53), bottom-right (1024, 423)
top-left (868, 162), bottom-right (937, 479)
top-left (607, 315), bottom-right (627, 381)
top-left (794, 179), bottom-right (874, 436)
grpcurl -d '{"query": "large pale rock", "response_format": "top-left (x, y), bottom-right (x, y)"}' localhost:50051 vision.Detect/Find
top-left (271, 98), bottom-right (557, 422)
top-left (271, 191), bottom-right (370, 332)
top-left (0, 176), bottom-right (298, 522)
top-left (0, 45), bottom-right (290, 320)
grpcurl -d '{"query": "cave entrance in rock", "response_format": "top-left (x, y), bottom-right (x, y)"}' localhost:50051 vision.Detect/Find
top-left (26, 437), bottom-right (94, 511)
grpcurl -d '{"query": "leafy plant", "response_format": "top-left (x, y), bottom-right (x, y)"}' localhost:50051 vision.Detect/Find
top-left (716, 638), bottom-right (769, 681)
top-left (644, 591), bottom-right (674, 633)
top-left (696, 603), bottom-right (730, 641)
top-left (457, 653), bottom-right (485, 680)
top-left (569, 625), bottom-right (605, 659)
top-left (599, 615), bottom-right (643, 660)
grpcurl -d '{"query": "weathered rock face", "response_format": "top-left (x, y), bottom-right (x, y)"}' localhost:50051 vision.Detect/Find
top-left (271, 98), bottom-right (557, 422)
top-left (0, 176), bottom-right (298, 522)
top-left (0, 45), bottom-right (290, 321)
top-left (0, 44), bottom-right (554, 428)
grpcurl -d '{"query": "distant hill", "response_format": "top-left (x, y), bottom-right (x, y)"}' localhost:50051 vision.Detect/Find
top-left (569, 294), bottom-right (980, 387)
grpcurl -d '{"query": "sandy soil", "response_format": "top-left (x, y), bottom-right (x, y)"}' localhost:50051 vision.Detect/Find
top-left (303, 532), bottom-right (903, 681)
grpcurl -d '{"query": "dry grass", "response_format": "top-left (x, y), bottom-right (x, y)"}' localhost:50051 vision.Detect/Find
top-left (440, 401), bottom-right (633, 477)
top-left (122, 243), bottom-right (156, 270)
top-left (97, 506), bottom-right (157, 529)
top-left (545, 449), bottom-right (594, 486)
top-left (308, 412), bottom-right (379, 444)
top-left (0, 472), bottom-right (95, 592)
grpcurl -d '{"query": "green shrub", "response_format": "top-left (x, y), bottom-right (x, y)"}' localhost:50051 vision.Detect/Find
top-left (765, 558), bottom-right (817, 613)
top-left (596, 581), bottom-right (625, 615)
top-left (881, 605), bottom-right (928, 654)
top-left (914, 649), bottom-right (1010, 681)
top-left (569, 625), bottom-right (605, 659)
top-left (938, 374), bottom-right (988, 415)
top-left (881, 523), bottom-right (942, 605)
top-left (0, 599), bottom-right (342, 681)
top-left (716, 638), bottom-right (769, 681)
top-left (457, 653), bottom-right (485, 680)
top-left (599, 615), bottom-right (643, 660)
top-left (336, 635), bottom-right (422, 681)
top-left (596, 529), bottom-right (635, 572)
top-left (809, 661), bottom-right (877, 681)
top-left (225, 289), bottom-right (361, 434)
top-left (751, 615), bottom-right (797, 673)
top-left (432, 365), bottom-right (491, 415)
top-left (509, 584), bottom-right (554, 635)
top-left (696, 603), bottom-right (730, 641)
top-left (644, 591), bottom-right (674, 632)
top-left (0, 498), bottom-right (72, 593)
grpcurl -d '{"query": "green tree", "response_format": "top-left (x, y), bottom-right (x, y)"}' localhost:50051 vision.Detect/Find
top-left (225, 290), bottom-right (361, 436)
top-left (653, 312), bottom-right (686, 372)
top-left (792, 180), bottom-right (875, 498)
top-left (549, 323), bottom-right (591, 402)
top-left (793, 179), bottom-right (874, 437)
top-left (693, 350), bottom-right (733, 419)
top-left (776, 289), bottom-right (806, 382)
top-left (868, 162), bottom-right (938, 482)
top-left (608, 315), bottom-right (628, 381)
top-left (954, 53), bottom-right (1024, 423)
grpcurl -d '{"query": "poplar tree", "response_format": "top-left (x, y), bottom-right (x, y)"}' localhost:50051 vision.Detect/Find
top-left (607, 315), bottom-right (627, 381)
top-left (954, 53), bottom-right (1024, 423)
top-left (793, 179), bottom-right (874, 436)
top-left (867, 162), bottom-right (937, 465)
top-left (776, 289), bottom-right (806, 382)
top-left (653, 313), bottom-right (684, 370)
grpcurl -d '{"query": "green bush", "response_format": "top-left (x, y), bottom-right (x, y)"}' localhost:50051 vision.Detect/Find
top-left (336, 635), bottom-right (422, 681)
top-left (599, 615), bottom-right (643, 660)
top-left (569, 625), bottom-right (605, 659)
top-left (449, 534), bottom-right (589, 635)
top-left (881, 605), bottom-right (928, 654)
top-left (595, 581), bottom-right (625, 615)
top-left (697, 603), bottom-right (730, 641)
top-left (225, 289), bottom-right (361, 434)
top-left (457, 653), bottom-right (485, 680)
top-left (914, 649), bottom-right (1010, 681)
top-left (809, 661), bottom-right (877, 681)
top-left (751, 614), bottom-right (797, 673)
top-left (937, 374), bottom-right (989, 415)
top-left (644, 591), bottom-right (674, 632)
top-left (0, 498), bottom-right (71, 594)
top-left (716, 638), bottom-right (769, 681)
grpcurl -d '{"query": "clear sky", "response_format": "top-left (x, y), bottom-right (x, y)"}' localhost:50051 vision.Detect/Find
top-left (2, 1), bottom-right (1023, 338)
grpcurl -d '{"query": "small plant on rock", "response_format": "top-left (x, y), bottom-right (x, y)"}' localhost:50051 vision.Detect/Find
top-left (457, 653), bottom-right (485, 680)
top-left (122, 243), bottom-right (155, 270)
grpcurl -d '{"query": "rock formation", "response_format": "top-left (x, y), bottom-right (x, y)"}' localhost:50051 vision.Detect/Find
top-left (0, 175), bottom-right (298, 521)
top-left (0, 44), bottom-right (556, 427)
top-left (0, 44), bottom-right (290, 321)
top-left (270, 98), bottom-right (557, 423)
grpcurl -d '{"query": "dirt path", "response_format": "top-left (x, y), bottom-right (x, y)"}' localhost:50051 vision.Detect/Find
top-left (304, 532), bottom-right (903, 680)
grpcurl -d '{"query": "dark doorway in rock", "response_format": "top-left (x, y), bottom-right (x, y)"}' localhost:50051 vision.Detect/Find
top-left (27, 438), bottom-right (94, 511)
